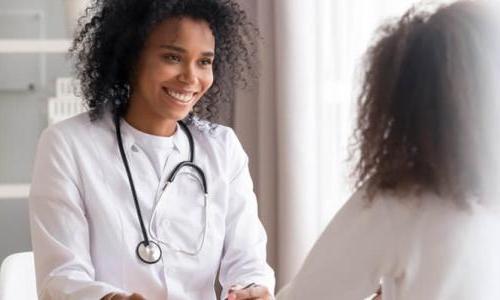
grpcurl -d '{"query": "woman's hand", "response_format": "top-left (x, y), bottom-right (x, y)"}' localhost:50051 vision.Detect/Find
top-left (227, 285), bottom-right (272, 300)
top-left (101, 292), bottom-right (146, 300)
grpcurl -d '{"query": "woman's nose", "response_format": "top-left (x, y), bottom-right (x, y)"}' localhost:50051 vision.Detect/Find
top-left (177, 64), bottom-right (197, 85)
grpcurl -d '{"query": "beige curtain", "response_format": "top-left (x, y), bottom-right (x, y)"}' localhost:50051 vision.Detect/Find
top-left (234, 0), bottom-right (323, 289)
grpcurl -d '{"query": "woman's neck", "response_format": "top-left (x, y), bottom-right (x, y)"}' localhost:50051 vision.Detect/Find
top-left (124, 110), bottom-right (177, 137)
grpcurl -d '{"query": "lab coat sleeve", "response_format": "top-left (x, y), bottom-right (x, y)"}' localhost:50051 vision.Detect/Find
top-left (218, 129), bottom-right (275, 299)
top-left (275, 188), bottom-right (397, 300)
top-left (29, 127), bottom-right (126, 300)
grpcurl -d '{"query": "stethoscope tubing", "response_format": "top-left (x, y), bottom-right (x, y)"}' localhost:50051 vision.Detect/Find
top-left (114, 115), bottom-right (208, 264)
top-left (115, 115), bottom-right (151, 247)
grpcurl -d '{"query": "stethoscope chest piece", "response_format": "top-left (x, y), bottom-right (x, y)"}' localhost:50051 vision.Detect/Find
top-left (136, 241), bottom-right (162, 264)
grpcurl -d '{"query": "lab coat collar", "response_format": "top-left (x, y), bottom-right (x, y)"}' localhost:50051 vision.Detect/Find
top-left (173, 123), bottom-right (189, 156)
top-left (103, 111), bottom-right (188, 155)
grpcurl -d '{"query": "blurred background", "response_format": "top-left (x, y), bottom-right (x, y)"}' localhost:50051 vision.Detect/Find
top-left (0, 0), bottom-right (77, 272)
top-left (1, 0), bottom-right (487, 290)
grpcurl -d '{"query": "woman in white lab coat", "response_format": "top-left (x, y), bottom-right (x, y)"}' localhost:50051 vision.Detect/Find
top-left (277, 1), bottom-right (500, 300)
top-left (29, 1), bottom-right (274, 299)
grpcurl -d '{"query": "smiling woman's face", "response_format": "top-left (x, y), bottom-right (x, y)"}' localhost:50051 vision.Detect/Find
top-left (127, 17), bottom-right (215, 136)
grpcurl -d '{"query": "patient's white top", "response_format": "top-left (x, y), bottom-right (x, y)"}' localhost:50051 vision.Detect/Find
top-left (277, 188), bottom-right (500, 300)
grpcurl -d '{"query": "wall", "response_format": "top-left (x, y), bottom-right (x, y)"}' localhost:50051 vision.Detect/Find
top-left (0, 0), bottom-right (71, 262)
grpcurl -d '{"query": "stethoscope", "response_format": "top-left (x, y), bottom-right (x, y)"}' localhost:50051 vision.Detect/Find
top-left (114, 116), bottom-right (208, 264)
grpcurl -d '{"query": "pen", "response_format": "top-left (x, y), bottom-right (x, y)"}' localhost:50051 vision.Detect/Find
top-left (242, 282), bottom-right (257, 290)
top-left (225, 283), bottom-right (257, 300)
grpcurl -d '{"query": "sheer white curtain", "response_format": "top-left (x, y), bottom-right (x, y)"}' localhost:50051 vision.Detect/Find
top-left (234, 0), bottom-right (453, 289)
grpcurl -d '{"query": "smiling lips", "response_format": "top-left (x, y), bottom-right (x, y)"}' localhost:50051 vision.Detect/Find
top-left (163, 87), bottom-right (197, 103)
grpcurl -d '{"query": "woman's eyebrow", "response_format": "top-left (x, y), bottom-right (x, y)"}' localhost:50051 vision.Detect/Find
top-left (160, 44), bottom-right (214, 57)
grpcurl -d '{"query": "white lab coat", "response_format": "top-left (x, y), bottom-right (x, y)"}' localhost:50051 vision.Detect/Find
top-left (29, 112), bottom-right (275, 300)
top-left (277, 187), bottom-right (500, 300)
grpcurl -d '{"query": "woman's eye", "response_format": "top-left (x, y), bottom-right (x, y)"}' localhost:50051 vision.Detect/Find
top-left (199, 59), bottom-right (213, 66)
top-left (162, 54), bottom-right (181, 63)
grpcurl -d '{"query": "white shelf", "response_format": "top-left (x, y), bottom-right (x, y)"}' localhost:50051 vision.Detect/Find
top-left (0, 184), bottom-right (30, 199)
top-left (0, 39), bottom-right (71, 53)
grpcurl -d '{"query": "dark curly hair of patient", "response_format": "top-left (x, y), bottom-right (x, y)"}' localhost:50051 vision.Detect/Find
top-left (352, 1), bottom-right (500, 204)
top-left (70, 0), bottom-right (258, 124)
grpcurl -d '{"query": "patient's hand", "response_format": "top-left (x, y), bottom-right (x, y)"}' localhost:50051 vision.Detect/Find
top-left (372, 286), bottom-right (382, 300)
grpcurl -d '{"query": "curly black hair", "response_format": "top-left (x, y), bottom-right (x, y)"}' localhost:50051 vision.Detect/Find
top-left (353, 1), bottom-right (500, 202)
top-left (70, 0), bottom-right (258, 123)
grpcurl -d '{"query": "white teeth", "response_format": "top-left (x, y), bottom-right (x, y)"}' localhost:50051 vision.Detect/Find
top-left (166, 88), bottom-right (195, 103)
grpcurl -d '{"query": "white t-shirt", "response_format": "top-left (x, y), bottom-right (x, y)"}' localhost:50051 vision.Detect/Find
top-left (121, 120), bottom-right (176, 180)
